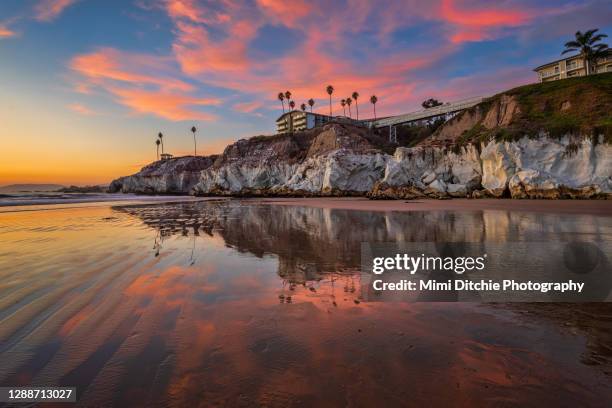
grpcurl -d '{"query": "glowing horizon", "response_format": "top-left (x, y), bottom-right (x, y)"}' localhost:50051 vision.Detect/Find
top-left (1, 0), bottom-right (610, 185)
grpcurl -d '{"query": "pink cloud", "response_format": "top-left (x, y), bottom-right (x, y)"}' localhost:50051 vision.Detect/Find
top-left (64, 0), bottom-right (554, 127)
top-left (172, 19), bottom-right (258, 76)
top-left (35, 0), bottom-right (79, 21)
top-left (233, 101), bottom-right (264, 113)
top-left (440, 0), bottom-right (529, 27)
top-left (68, 103), bottom-right (97, 115)
top-left (450, 29), bottom-right (488, 44)
top-left (439, 0), bottom-right (531, 43)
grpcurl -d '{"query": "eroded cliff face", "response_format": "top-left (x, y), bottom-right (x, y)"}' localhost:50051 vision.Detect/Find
top-left (486, 136), bottom-right (611, 199)
top-left (370, 135), bottom-right (611, 199)
top-left (190, 124), bottom-right (389, 196)
top-left (110, 132), bottom-right (610, 199)
top-left (109, 156), bottom-right (216, 194)
top-left (109, 81), bottom-right (611, 200)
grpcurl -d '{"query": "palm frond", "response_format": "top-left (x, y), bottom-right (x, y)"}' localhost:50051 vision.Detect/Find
top-left (583, 28), bottom-right (598, 39)
top-left (589, 34), bottom-right (608, 43)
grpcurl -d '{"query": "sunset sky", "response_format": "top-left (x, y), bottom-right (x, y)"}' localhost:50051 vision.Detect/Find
top-left (1, 0), bottom-right (611, 185)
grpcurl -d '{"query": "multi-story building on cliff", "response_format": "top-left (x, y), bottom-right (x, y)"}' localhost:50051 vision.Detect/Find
top-left (534, 53), bottom-right (612, 82)
top-left (276, 111), bottom-right (334, 133)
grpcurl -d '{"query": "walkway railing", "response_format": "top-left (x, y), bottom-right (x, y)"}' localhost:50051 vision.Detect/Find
top-left (369, 96), bottom-right (487, 128)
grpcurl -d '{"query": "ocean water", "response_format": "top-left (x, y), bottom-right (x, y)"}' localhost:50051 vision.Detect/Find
top-left (0, 192), bottom-right (203, 207)
top-left (0, 199), bottom-right (611, 406)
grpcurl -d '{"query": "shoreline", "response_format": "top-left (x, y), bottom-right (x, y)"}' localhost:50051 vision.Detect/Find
top-left (1, 195), bottom-right (610, 216)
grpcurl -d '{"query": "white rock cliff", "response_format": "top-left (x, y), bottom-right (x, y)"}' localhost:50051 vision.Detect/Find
top-left (109, 125), bottom-right (610, 199)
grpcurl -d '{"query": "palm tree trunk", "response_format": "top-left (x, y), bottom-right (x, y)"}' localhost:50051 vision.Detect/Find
top-left (193, 134), bottom-right (197, 156)
top-left (374, 104), bottom-right (376, 120)
top-left (348, 106), bottom-right (352, 118)
top-left (281, 100), bottom-right (285, 113)
top-left (356, 101), bottom-right (359, 120)
top-left (584, 57), bottom-right (589, 76)
top-left (156, 146), bottom-right (159, 161)
top-left (329, 95), bottom-right (332, 116)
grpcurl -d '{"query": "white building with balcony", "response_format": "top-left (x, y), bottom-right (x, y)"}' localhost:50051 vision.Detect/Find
top-left (534, 53), bottom-right (611, 82)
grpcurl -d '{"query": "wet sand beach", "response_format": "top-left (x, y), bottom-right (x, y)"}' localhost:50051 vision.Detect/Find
top-left (0, 198), bottom-right (611, 407)
top-left (259, 197), bottom-right (612, 216)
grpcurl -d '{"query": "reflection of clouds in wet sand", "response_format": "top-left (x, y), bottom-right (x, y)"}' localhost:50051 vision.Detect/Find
top-left (0, 201), bottom-right (610, 406)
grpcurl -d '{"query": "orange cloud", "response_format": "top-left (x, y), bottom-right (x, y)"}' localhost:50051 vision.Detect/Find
top-left (34, 0), bottom-right (79, 21)
top-left (0, 25), bottom-right (17, 38)
top-left (165, 0), bottom-right (230, 24)
top-left (68, 103), bottom-right (97, 115)
top-left (256, 0), bottom-right (312, 27)
top-left (71, 48), bottom-right (193, 92)
top-left (111, 88), bottom-right (219, 121)
top-left (71, 48), bottom-right (220, 121)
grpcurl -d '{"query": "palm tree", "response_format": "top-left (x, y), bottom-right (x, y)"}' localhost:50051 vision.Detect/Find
top-left (158, 132), bottom-right (164, 155)
top-left (289, 100), bottom-right (295, 110)
top-left (352, 91), bottom-right (359, 119)
top-left (370, 95), bottom-right (378, 120)
top-left (340, 99), bottom-right (346, 116)
top-left (285, 90), bottom-right (292, 101)
top-left (562, 29), bottom-right (609, 75)
top-left (326, 85), bottom-right (334, 116)
top-left (308, 98), bottom-right (315, 112)
top-left (278, 92), bottom-right (285, 113)
top-left (346, 97), bottom-right (352, 118)
top-left (191, 126), bottom-right (197, 156)
top-left (156, 139), bottom-right (161, 160)
top-left (300, 103), bottom-right (306, 111)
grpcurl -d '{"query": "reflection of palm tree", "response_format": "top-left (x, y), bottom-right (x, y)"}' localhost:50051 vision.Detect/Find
top-left (331, 272), bottom-right (337, 307)
top-left (153, 229), bottom-right (162, 257)
top-left (189, 233), bottom-right (196, 266)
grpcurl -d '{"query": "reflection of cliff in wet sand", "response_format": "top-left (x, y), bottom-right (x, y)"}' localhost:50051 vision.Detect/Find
top-left (119, 200), bottom-right (612, 388)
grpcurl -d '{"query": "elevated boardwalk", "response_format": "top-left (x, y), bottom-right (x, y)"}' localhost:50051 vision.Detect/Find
top-left (369, 96), bottom-right (486, 128)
